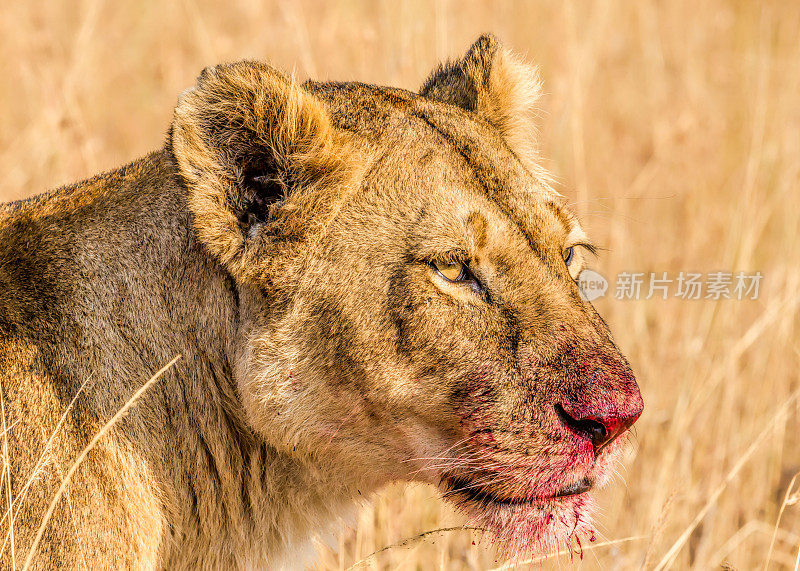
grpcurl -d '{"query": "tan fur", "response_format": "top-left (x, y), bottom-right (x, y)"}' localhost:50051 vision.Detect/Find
top-left (0, 34), bottom-right (642, 568)
top-left (420, 34), bottom-right (550, 182)
top-left (172, 61), bottom-right (366, 282)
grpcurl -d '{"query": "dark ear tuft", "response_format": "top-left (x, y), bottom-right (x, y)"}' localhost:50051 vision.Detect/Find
top-left (235, 173), bottom-right (288, 230)
top-left (420, 33), bottom-right (542, 164)
top-left (171, 61), bottom-right (358, 280)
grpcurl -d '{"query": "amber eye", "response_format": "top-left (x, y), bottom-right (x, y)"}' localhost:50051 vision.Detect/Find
top-left (564, 247), bottom-right (574, 267)
top-left (432, 260), bottom-right (467, 282)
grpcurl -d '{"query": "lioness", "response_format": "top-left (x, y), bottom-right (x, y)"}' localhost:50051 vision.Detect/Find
top-left (0, 34), bottom-right (643, 569)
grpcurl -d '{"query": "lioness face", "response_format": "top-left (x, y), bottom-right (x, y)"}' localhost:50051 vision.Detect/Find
top-left (172, 35), bottom-right (643, 554)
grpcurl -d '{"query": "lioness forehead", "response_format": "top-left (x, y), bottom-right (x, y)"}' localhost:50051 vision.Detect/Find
top-left (309, 81), bottom-right (575, 258)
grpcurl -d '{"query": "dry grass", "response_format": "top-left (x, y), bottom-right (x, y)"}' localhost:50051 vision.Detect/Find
top-left (1, 1), bottom-right (799, 568)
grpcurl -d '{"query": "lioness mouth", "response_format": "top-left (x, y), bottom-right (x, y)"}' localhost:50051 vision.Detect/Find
top-left (554, 477), bottom-right (593, 498)
top-left (443, 476), bottom-right (593, 506)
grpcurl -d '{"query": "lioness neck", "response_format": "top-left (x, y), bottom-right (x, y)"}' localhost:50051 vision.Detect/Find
top-left (0, 150), bottom-right (350, 568)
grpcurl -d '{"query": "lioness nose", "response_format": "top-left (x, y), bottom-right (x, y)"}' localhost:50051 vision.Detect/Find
top-left (555, 403), bottom-right (640, 453)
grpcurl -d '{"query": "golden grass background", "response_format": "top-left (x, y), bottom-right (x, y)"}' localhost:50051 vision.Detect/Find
top-left (2, 1), bottom-right (799, 568)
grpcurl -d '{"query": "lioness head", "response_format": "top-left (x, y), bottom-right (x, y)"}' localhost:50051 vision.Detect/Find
top-left (171, 34), bottom-right (643, 554)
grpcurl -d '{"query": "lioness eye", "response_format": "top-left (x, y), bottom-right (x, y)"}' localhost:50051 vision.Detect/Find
top-left (563, 247), bottom-right (574, 267)
top-left (432, 261), bottom-right (467, 282)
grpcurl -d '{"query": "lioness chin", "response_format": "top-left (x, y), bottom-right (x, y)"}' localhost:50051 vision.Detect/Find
top-left (0, 34), bottom-right (642, 569)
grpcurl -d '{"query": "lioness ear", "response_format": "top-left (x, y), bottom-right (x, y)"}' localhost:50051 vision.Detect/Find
top-left (171, 61), bottom-right (355, 280)
top-left (419, 33), bottom-right (542, 162)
